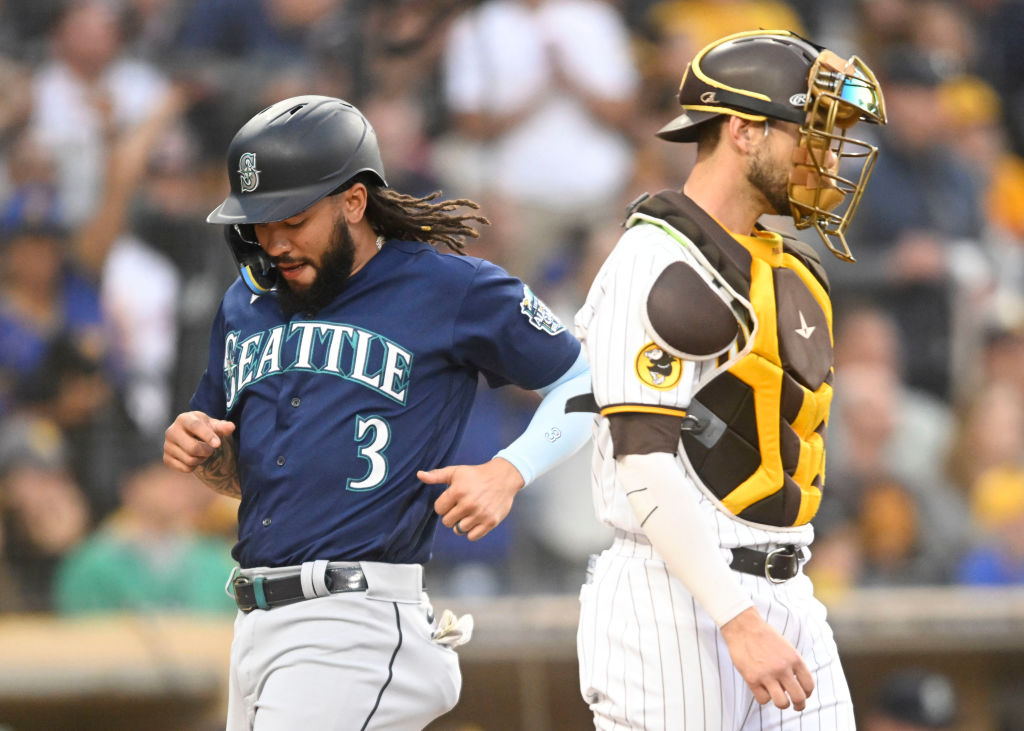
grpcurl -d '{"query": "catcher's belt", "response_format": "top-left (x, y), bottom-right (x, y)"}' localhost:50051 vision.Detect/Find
top-left (605, 530), bottom-right (805, 583)
top-left (729, 545), bottom-right (805, 583)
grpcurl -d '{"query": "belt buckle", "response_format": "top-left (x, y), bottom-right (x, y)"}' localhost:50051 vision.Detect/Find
top-left (323, 565), bottom-right (366, 594)
top-left (763, 546), bottom-right (792, 584)
top-left (232, 575), bottom-right (257, 611)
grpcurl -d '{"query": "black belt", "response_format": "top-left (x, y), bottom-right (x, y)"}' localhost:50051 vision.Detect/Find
top-left (233, 565), bottom-right (369, 612)
top-left (730, 545), bottom-right (804, 583)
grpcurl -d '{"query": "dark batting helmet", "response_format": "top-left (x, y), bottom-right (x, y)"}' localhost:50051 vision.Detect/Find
top-left (207, 95), bottom-right (388, 294)
top-left (208, 95), bottom-right (387, 224)
top-left (657, 30), bottom-right (886, 262)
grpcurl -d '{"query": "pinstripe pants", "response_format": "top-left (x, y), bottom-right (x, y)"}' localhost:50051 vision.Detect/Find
top-left (577, 534), bottom-right (854, 730)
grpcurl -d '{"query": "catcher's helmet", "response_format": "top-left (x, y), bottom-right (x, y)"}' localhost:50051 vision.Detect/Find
top-left (207, 95), bottom-right (388, 294)
top-left (657, 30), bottom-right (886, 262)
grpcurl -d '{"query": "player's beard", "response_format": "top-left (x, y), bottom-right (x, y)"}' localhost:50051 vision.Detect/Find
top-left (275, 218), bottom-right (357, 318)
top-left (747, 147), bottom-right (792, 216)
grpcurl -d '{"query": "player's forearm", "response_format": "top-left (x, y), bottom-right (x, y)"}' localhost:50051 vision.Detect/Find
top-left (195, 437), bottom-right (242, 500)
top-left (618, 451), bottom-right (753, 627)
top-left (495, 351), bottom-right (592, 486)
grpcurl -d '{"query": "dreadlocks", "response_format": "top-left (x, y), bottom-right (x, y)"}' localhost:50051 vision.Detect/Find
top-left (362, 184), bottom-right (489, 254)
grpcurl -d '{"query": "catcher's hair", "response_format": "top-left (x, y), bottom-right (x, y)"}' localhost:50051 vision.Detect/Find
top-left (695, 115), bottom-right (728, 158)
top-left (353, 175), bottom-right (489, 254)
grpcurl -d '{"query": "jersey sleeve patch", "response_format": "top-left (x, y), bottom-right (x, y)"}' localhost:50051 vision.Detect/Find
top-left (519, 285), bottom-right (566, 335)
top-left (645, 262), bottom-right (738, 358)
top-left (635, 342), bottom-right (683, 390)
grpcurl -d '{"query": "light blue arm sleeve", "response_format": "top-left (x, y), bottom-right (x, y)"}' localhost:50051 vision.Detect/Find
top-left (494, 350), bottom-right (594, 486)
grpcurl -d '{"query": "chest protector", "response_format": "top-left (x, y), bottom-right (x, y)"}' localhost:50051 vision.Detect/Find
top-left (632, 191), bottom-right (833, 528)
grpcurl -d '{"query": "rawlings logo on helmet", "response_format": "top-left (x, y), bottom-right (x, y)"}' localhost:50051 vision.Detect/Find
top-left (700, 90), bottom-right (719, 104)
top-left (238, 152), bottom-right (261, 193)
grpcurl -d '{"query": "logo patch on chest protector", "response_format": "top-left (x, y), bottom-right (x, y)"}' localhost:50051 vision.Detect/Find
top-left (635, 342), bottom-right (682, 390)
top-left (519, 285), bottom-right (565, 334)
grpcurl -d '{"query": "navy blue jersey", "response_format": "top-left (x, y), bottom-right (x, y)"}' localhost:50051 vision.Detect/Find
top-left (190, 240), bottom-right (580, 568)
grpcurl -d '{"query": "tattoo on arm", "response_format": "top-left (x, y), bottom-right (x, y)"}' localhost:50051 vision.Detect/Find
top-left (195, 436), bottom-right (241, 499)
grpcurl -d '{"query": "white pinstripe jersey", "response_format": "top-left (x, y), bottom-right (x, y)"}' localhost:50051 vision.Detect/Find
top-left (573, 221), bottom-right (815, 551)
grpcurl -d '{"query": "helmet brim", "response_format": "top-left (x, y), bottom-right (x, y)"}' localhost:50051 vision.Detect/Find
top-left (206, 182), bottom-right (336, 224)
top-left (655, 109), bottom-right (723, 142)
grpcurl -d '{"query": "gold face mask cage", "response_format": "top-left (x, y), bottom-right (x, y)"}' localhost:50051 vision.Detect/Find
top-left (788, 52), bottom-right (887, 262)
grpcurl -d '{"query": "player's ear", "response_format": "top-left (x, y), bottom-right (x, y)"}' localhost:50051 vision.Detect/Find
top-left (339, 182), bottom-right (369, 224)
top-left (728, 117), bottom-right (759, 153)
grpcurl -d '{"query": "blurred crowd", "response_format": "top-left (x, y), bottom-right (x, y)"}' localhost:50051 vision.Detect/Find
top-left (1, 0), bottom-right (1023, 617)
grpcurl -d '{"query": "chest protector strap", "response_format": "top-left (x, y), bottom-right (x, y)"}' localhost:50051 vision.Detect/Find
top-left (630, 190), bottom-right (833, 528)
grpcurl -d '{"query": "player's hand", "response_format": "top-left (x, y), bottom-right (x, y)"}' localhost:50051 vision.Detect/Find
top-left (720, 607), bottom-right (815, 711)
top-left (418, 457), bottom-right (525, 541)
top-left (163, 411), bottom-right (236, 473)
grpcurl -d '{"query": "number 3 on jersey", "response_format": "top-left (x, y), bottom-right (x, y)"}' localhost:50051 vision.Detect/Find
top-left (347, 415), bottom-right (391, 491)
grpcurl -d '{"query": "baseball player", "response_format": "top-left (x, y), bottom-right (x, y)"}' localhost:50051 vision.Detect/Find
top-left (573, 31), bottom-right (887, 729)
top-left (162, 96), bottom-right (593, 730)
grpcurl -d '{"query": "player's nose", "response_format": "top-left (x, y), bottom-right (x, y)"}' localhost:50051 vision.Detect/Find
top-left (253, 223), bottom-right (291, 256)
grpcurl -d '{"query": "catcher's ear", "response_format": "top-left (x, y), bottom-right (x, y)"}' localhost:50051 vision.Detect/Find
top-left (728, 117), bottom-right (756, 149)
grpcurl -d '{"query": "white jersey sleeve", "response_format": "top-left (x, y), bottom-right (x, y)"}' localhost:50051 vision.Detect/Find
top-left (574, 223), bottom-right (702, 532)
top-left (575, 223), bottom-right (720, 417)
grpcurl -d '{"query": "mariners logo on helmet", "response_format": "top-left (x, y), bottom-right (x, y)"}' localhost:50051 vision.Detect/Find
top-left (238, 153), bottom-right (261, 193)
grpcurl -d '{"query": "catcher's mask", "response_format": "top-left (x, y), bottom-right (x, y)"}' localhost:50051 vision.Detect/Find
top-left (657, 30), bottom-right (886, 262)
top-left (207, 95), bottom-right (388, 294)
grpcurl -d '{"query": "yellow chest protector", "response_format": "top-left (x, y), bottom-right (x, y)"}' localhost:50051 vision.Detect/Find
top-left (632, 191), bottom-right (833, 528)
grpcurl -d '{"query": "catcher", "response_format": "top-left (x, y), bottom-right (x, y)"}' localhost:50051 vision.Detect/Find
top-left (574, 29), bottom-right (886, 729)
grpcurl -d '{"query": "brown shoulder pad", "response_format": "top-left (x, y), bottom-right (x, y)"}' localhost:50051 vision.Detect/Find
top-left (647, 262), bottom-right (738, 357)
